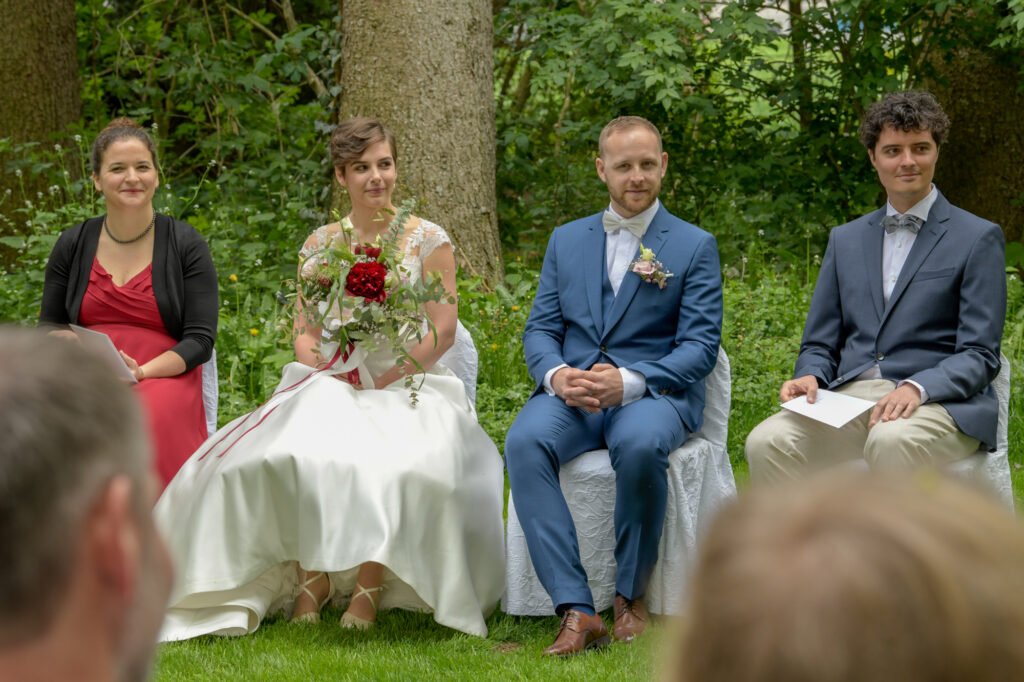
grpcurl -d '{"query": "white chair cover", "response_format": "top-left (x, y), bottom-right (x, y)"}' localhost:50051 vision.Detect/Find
top-left (503, 347), bottom-right (737, 616)
top-left (947, 354), bottom-right (1013, 509)
top-left (201, 349), bottom-right (218, 437)
top-left (438, 320), bottom-right (478, 406)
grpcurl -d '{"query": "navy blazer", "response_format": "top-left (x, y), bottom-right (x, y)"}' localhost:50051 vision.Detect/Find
top-left (795, 192), bottom-right (1006, 448)
top-left (523, 204), bottom-right (723, 434)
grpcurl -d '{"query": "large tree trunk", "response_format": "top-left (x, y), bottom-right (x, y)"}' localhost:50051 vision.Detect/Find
top-left (0, 0), bottom-right (80, 224)
top-left (337, 0), bottom-right (503, 284)
top-left (788, 0), bottom-right (812, 131)
top-left (926, 48), bottom-right (1024, 246)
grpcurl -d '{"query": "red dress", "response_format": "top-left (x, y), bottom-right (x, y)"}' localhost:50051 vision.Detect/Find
top-left (79, 259), bottom-right (208, 490)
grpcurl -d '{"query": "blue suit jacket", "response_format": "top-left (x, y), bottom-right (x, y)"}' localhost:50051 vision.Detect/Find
top-left (523, 204), bottom-right (723, 433)
top-left (796, 192), bottom-right (1006, 448)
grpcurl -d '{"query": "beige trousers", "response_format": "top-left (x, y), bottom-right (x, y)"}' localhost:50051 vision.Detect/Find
top-left (745, 380), bottom-right (980, 484)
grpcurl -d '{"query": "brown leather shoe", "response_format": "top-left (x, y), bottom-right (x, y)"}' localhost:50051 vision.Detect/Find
top-left (542, 609), bottom-right (610, 657)
top-left (613, 595), bottom-right (649, 642)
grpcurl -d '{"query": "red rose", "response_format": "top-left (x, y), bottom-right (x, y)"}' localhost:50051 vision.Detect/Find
top-left (354, 244), bottom-right (382, 260)
top-left (345, 261), bottom-right (389, 302)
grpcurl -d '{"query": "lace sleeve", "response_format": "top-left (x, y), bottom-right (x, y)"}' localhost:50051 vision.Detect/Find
top-left (298, 225), bottom-right (332, 277)
top-left (407, 220), bottom-right (453, 262)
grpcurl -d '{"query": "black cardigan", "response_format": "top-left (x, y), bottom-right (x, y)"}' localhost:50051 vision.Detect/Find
top-left (39, 214), bottom-right (219, 371)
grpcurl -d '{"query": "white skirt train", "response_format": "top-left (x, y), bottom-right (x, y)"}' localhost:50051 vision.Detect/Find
top-left (154, 356), bottom-right (506, 640)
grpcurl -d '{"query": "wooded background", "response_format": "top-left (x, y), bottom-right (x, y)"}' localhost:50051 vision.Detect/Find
top-left (2, 0), bottom-right (1023, 279)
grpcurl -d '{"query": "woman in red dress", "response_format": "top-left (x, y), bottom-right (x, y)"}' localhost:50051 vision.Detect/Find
top-left (39, 118), bottom-right (218, 490)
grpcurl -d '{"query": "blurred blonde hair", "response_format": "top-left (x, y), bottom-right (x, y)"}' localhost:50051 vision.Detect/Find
top-left (673, 471), bottom-right (1024, 682)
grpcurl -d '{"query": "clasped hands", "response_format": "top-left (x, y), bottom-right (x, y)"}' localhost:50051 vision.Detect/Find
top-left (780, 375), bottom-right (922, 427)
top-left (552, 363), bottom-right (623, 413)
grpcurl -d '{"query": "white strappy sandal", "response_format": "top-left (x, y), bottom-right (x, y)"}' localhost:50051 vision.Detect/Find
top-left (291, 571), bottom-right (334, 624)
top-left (340, 582), bottom-right (386, 630)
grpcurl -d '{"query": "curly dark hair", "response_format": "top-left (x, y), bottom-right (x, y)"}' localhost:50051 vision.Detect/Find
top-left (859, 91), bottom-right (950, 151)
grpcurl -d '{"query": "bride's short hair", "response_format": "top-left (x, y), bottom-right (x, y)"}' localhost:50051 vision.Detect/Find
top-left (330, 118), bottom-right (397, 172)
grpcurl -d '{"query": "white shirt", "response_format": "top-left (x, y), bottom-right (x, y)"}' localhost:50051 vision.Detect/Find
top-left (855, 186), bottom-right (937, 400)
top-left (542, 201), bottom-right (660, 405)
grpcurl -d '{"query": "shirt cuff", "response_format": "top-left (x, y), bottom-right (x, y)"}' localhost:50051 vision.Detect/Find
top-left (899, 379), bottom-right (928, 403)
top-left (620, 368), bottom-right (646, 405)
top-left (543, 363), bottom-right (569, 396)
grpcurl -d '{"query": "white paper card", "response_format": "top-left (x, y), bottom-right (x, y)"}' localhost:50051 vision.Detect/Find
top-left (69, 324), bottom-right (138, 384)
top-left (781, 389), bottom-right (875, 428)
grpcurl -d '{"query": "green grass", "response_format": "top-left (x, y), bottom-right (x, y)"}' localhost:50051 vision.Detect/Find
top-left (155, 609), bottom-right (666, 681)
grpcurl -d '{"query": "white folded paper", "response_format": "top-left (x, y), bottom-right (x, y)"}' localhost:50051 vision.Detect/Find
top-left (781, 389), bottom-right (875, 428)
top-left (69, 324), bottom-right (138, 384)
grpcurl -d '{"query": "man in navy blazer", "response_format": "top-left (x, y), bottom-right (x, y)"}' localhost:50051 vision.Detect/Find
top-left (505, 116), bottom-right (722, 656)
top-left (746, 91), bottom-right (1006, 482)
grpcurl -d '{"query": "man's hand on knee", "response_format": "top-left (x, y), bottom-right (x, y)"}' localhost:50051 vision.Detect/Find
top-left (552, 367), bottom-right (601, 412)
top-left (869, 384), bottom-right (922, 428)
top-left (780, 375), bottom-right (820, 403)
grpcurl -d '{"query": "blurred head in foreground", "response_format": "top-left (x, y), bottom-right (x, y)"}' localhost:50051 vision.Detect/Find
top-left (674, 472), bottom-right (1024, 682)
top-left (0, 327), bottom-right (172, 682)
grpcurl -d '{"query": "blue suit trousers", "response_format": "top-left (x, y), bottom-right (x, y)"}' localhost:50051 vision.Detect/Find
top-left (505, 392), bottom-right (687, 611)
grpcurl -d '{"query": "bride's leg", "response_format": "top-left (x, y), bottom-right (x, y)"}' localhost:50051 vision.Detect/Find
top-left (292, 565), bottom-right (333, 622)
top-left (341, 562), bottom-right (385, 626)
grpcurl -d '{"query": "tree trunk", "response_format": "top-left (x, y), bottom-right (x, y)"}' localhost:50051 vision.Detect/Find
top-left (337, 0), bottom-right (503, 284)
top-left (788, 0), bottom-right (811, 131)
top-left (0, 0), bottom-right (80, 224)
top-left (926, 48), bottom-right (1024, 246)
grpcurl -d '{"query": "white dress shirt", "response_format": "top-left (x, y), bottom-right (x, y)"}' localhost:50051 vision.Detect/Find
top-left (542, 200), bottom-right (660, 405)
top-left (855, 186), bottom-right (937, 400)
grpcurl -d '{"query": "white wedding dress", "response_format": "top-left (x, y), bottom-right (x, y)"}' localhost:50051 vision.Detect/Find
top-left (154, 220), bottom-right (505, 640)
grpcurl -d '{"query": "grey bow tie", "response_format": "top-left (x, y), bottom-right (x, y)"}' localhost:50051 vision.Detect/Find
top-left (602, 211), bottom-right (648, 239)
top-left (882, 214), bottom-right (924, 234)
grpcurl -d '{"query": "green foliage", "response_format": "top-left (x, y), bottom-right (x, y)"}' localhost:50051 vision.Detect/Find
top-left (494, 0), bottom-right (1018, 267)
top-left (70, 0), bottom-right (339, 217)
top-left (722, 269), bottom-right (813, 466)
top-left (995, 0), bottom-right (1024, 47)
top-left (459, 262), bottom-right (537, 450)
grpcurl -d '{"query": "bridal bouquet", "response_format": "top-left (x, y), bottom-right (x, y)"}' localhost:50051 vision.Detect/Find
top-left (296, 201), bottom-right (452, 401)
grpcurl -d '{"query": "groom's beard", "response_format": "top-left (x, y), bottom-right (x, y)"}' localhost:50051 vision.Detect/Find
top-left (612, 188), bottom-right (658, 217)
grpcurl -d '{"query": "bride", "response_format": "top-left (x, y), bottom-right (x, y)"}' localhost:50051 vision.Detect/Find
top-left (154, 118), bottom-right (505, 639)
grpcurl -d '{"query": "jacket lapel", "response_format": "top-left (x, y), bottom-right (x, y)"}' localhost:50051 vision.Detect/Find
top-left (584, 217), bottom-right (605, 333)
top-left (601, 207), bottom-right (669, 339)
top-left (863, 208), bottom-right (886, 321)
top-left (881, 194), bottom-right (950, 324)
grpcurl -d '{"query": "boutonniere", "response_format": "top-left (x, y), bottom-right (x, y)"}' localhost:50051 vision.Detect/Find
top-left (630, 246), bottom-right (674, 289)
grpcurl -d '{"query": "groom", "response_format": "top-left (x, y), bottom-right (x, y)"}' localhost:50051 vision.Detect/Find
top-left (506, 116), bottom-right (722, 656)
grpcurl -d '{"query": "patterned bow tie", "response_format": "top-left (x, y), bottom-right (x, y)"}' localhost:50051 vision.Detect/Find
top-left (882, 214), bottom-right (924, 234)
top-left (602, 211), bottom-right (648, 239)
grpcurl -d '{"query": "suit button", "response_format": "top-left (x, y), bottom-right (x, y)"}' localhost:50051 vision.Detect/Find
top-left (876, 353), bottom-right (885, 361)
top-left (600, 345), bottom-right (607, 352)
